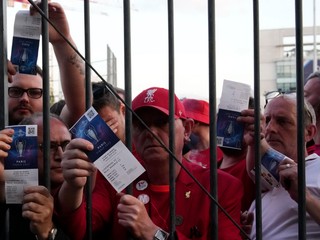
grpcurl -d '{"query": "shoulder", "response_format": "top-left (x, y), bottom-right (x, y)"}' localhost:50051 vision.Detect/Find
top-left (306, 154), bottom-right (320, 168)
top-left (181, 159), bottom-right (243, 192)
top-left (217, 169), bottom-right (243, 191)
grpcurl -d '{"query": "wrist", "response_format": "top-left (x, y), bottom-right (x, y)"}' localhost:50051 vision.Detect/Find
top-left (35, 226), bottom-right (57, 240)
top-left (153, 228), bottom-right (169, 240)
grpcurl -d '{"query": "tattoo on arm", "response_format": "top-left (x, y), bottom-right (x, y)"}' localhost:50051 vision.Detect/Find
top-left (67, 54), bottom-right (85, 75)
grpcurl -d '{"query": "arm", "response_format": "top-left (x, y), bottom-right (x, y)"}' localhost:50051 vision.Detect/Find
top-left (23, 185), bottom-right (71, 240)
top-left (117, 193), bottom-right (161, 240)
top-left (237, 109), bottom-right (268, 179)
top-left (22, 186), bottom-right (54, 240)
top-left (31, 2), bottom-right (87, 127)
top-left (305, 190), bottom-right (320, 225)
top-left (278, 161), bottom-right (320, 225)
top-left (58, 138), bottom-right (95, 213)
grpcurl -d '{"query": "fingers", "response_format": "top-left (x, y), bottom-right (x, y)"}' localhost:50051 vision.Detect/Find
top-left (22, 186), bottom-right (54, 221)
top-left (23, 185), bottom-right (50, 198)
top-left (29, 1), bottom-right (63, 15)
top-left (117, 194), bottom-right (145, 217)
top-left (118, 194), bottom-right (142, 207)
top-left (278, 158), bottom-right (298, 195)
top-left (106, 118), bottom-right (119, 134)
top-left (278, 158), bottom-right (296, 172)
top-left (240, 211), bottom-right (254, 225)
top-left (0, 129), bottom-right (14, 158)
top-left (117, 194), bottom-right (154, 238)
top-left (7, 61), bottom-right (16, 82)
top-left (61, 139), bottom-right (95, 187)
top-left (240, 211), bottom-right (254, 235)
top-left (22, 186), bottom-right (54, 237)
top-left (64, 138), bottom-right (94, 151)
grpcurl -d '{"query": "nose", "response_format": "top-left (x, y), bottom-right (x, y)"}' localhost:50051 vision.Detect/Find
top-left (265, 118), bottom-right (276, 134)
top-left (142, 124), bottom-right (159, 139)
top-left (19, 91), bottom-right (29, 102)
top-left (54, 146), bottom-right (63, 160)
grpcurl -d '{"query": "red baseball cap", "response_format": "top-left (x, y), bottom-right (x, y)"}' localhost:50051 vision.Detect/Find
top-left (182, 98), bottom-right (209, 124)
top-left (132, 87), bottom-right (186, 119)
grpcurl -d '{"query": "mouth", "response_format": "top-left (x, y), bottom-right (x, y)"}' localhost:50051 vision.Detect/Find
top-left (17, 108), bottom-right (31, 113)
top-left (51, 166), bottom-right (62, 172)
top-left (15, 106), bottom-right (32, 113)
top-left (266, 137), bottom-right (282, 146)
top-left (144, 144), bottom-right (164, 152)
top-left (145, 144), bottom-right (159, 149)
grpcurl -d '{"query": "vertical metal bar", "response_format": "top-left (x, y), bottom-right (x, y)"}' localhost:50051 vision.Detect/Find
top-left (40, 0), bottom-right (51, 190)
top-left (0, 3), bottom-right (8, 240)
top-left (167, 0), bottom-right (176, 239)
top-left (84, 1), bottom-right (92, 240)
top-left (295, 0), bottom-right (306, 239)
top-left (207, 1), bottom-right (218, 239)
top-left (313, 0), bottom-right (317, 72)
top-left (0, 0), bottom-right (8, 129)
top-left (123, 0), bottom-right (133, 198)
top-left (252, 1), bottom-right (262, 239)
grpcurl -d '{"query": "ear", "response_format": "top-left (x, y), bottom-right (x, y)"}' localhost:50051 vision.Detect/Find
top-left (305, 123), bottom-right (317, 142)
top-left (183, 118), bottom-right (194, 142)
top-left (120, 102), bottom-right (126, 116)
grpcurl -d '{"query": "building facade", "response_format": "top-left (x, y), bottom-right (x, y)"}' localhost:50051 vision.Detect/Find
top-left (260, 26), bottom-right (320, 99)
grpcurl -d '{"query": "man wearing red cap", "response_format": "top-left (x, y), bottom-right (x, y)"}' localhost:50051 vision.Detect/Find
top-left (55, 87), bottom-right (243, 239)
top-left (182, 98), bottom-right (223, 168)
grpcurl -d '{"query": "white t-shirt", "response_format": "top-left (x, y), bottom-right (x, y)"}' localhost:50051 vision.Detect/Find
top-left (249, 154), bottom-right (320, 240)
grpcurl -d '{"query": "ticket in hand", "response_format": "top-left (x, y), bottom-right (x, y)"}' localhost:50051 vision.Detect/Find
top-left (4, 125), bottom-right (38, 204)
top-left (10, 10), bottom-right (41, 75)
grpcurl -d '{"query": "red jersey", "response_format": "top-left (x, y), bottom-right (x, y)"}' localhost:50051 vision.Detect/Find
top-left (55, 160), bottom-right (243, 240)
top-left (217, 157), bottom-right (255, 211)
top-left (186, 147), bottom-right (223, 168)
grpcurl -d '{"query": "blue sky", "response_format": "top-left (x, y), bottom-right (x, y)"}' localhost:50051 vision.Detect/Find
top-left (7, 0), bottom-right (320, 100)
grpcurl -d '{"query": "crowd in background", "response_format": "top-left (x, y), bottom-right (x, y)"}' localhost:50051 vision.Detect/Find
top-left (0, 2), bottom-right (320, 240)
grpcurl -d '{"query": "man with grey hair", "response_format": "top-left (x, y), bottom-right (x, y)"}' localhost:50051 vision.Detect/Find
top-left (0, 113), bottom-right (71, 239)
top-left (239, 94), bottom-right (320, 239)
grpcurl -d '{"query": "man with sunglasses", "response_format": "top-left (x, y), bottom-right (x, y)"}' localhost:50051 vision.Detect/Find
top-left (54, 87), bottom-right (243, 240)
top-left (7, 2), bottom-right (86, 128)
top-left (0, 112), bottom-right (71, 239)
top-left (238, 94), bottom-right (320, 239)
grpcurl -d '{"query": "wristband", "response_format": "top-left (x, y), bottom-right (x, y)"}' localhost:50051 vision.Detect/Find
top-left (35, 227), bottom-right (57, 240)
top-left (153, 228), bottom-right (169, 240)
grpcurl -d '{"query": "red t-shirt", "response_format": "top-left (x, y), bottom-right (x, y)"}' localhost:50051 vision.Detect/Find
top-left (186, 147), bottom-right (223, 168)
top-left (55, 159), bottom-right (243, 240)
top-left (307, 142), bottom-right (320, 156)
top-left (218, 157), bottom-right (256, 211)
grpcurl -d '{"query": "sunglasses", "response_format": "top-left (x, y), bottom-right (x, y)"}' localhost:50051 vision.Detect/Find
top-left (8, 87), bottom-right (43, 99)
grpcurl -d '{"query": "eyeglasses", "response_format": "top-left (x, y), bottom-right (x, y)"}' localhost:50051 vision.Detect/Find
top-left (38, 141), bottom-right (70, 153)
top-left (264, 91), bottom-right (295, 108)
top-left (8, 87), bottom-right (43, 99)
top-left (265, 91), bottom-right (286, 104)
top-left (306, 71), bottom-right (320, 81)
